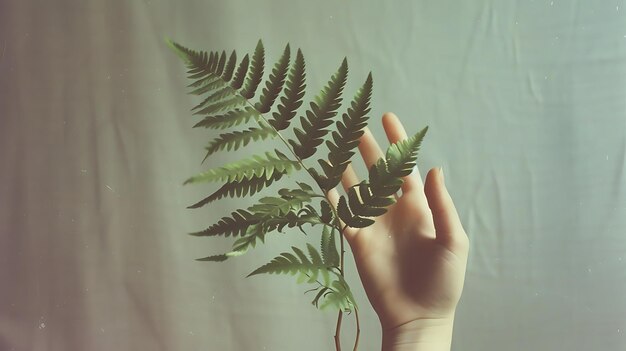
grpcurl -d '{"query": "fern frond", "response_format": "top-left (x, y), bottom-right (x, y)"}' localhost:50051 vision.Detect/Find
top-left (196, 248), bottom-right (247, 262)
top-left (193, 213), bottom-right (312, 261)
top-left (186, 171), bottom-right (287, 209)
top-left (337, 194), bottom-right (374, 228)
top-left (230, 214), bottom-right (293, 252)
top-left (215, 50), bottom-right (227, 76)
top-left (317, 73), bottom-right (373, 192)
top-left (166, 40), bottom-right (235, 96)
top-left (249, 193), bottom-right (311, 217)
top-left (193, 95), bottom-right (247, 116)
top-left (166, 39), bottom-right (214, 78)
top-left (288, 58), bottom-right (348, 160)
top-left (192, 107), bottom-right (261, 130)
top-left (255, 44), bottom-right (290, 113)
top-left (222, 50), bottom-right (237, 82)
top-left (337, 127), bottom-right (429, 228)
top-left (268, 48), bottom-right (306, 131)
top-left (184, 149), bottom-right (300, 185)
top-left (319, 277), bottom-right (357, 312)
top-left (239, 39), bottom-right (265, 99)
top-left (320, 225), bottom-right (340, 267)
top-left (229, 206), bottom-right (327, 255)
top-left (188, 76), bottom-right (227, 93)
top-left (229, 54), bottom-right (250, 90)
top-left (187, 79), bottom-right (222, 99)
top-left (188, 209), bottom-right (261, 237)
top-left (190, 185), bottom-right (318, 245)
top-left (247, 244), bottom-right (333, 285)
top-left (319, 199), bottom-right (335, 224)
top-left (201, 123), bottom-right (278, 162)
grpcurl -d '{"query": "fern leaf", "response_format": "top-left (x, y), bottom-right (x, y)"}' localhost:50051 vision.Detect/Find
top-left (240, 40), bottom-right (265, 99)
top-left (166, 40), bottom-right (236, 97)
top-left (222, 50), bottom-right (237, 82)
top-left (268, 48), bottom-right (306, 131)
top-left (320, 225), bottom-right (340, 267)
top-left (255, 44), bottom-right (290, 113)
top-left (192, 107), bottom-right (261, 130)
top-left (188, 209), bottom-right (261, 237)
top-left (193, 95), bottom-right (247, 116)
top-left (288, 58), bottom-right (348, 160)
top-left (337, 194), bottom-right (374, 228)
top-left (184, 149), bottom-right (300, 185)
top-left (189, 81), bottom-right (227, 98)
top-left (319, 199), bottom-right (334, 224)
top-left (347, 183), bottom-right (387, 217)
top-left (307, 243), bottom-right (323, 266)
top-left (196, 248), bottom-right (247, 262)
top-left (186, 171), bottom-right (287, 209)
top-left (215, 50), bottom-right (227, 76)
top-left (311, 286), bottom-right (332, 308)
top-left (249, 194), bottom-right (311, 218)
top-left (230, 208), bottom-right (325, 254)
top-left (247, 244), bottom-right (331, 285)
top-left (166, 39), bottom-right (216, 80)
top-left (229, 54), bottom-right (250, 90)
top-left (317, 73), bottom-right (373, 192)
top-left (200, 123), bottom-right (278, 162)
top-left (191, 86), bottom-right (236, 109)
top-left (319, 278), bottom-right (357, 312)
top-left (189, 76), bottom-right (227, 94)
top-left (196, 254), bottom-right (228, 262)
top-left (337, 127), bottom-right (429, 228)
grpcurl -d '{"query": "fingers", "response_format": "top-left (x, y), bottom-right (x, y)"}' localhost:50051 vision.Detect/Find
top-left (357, 126), bottom-right (385, 172)
top-left (340, 162), bottom-right (360, 192)
top-left (423, 167), bottom-right (469, 251)
top-left (381, 112), bottom-right (429, 208)
top-left (357, 124), bottom-right (400, 200)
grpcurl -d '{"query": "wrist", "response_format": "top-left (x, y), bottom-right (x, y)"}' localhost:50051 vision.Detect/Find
top-left (381, 317), bottom-right (455, 351)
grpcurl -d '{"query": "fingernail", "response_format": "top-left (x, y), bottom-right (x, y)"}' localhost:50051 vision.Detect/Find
top-left (439, 167), bottom-right (445, 182)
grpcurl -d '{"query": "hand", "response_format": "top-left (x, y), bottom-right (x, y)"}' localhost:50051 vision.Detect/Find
top-left (326, 112), bottom-right (469, 336)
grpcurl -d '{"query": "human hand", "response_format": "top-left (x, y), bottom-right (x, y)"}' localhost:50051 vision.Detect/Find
top-left (326, 112), bottom-right (469, 344)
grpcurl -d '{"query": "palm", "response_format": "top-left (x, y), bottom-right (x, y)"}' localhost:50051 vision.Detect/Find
top-left (326, 112), bottom-right (469, 331)
top-left (348, 194), bottom-right (467, 330)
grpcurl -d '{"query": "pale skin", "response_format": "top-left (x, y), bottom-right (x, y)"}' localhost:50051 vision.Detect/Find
top-left (325, 112), bottom-right (470, 351)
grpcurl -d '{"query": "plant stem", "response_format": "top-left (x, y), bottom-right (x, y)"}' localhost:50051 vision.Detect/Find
top-left (335, 310), bottom-right (343, 351)
top-left (241, 97), bottom-right (351, 351)
top-left (353, 307), bottom-right (361, 351)
top-left (334, 223), bottom-right (348, 351)
top-left (242, 100), bottom-right (324, 188)
top-left (339, 224), bottom-right (348, 274)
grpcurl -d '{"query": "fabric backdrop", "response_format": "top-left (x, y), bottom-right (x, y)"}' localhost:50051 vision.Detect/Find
top-left (1, 0), bottom-right (625, 350)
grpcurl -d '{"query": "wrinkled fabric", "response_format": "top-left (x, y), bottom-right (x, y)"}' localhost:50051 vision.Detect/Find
top-left (1, 1), bottom-right (625, 350)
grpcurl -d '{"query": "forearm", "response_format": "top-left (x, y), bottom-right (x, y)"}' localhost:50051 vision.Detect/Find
top-left (381, 317), bottom-right (455, 351)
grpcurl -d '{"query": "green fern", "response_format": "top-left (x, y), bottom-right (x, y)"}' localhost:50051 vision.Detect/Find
top-left (184, 149), bottom-right (300, 185)
top-left (337, 126), bottom-right (428, 228)
top-left (167, 37), bottom-right (428, 319)
top-left (247, 243), bottom-right (333, 285)
top-left (287, 57), bottom-right (348, 160)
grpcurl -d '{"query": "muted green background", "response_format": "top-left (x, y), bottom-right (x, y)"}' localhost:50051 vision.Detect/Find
top-left (1, 0), bottom-right (626, 350)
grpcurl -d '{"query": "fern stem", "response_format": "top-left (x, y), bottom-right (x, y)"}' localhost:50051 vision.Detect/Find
top-left (339, 223), bottom-right (348, 274)
top-left (241, 98), bottom-right (323, 185)
top-left (335, 223), bottom-right (349, 350)
top-left (239, 88), bottom-right (351, 351)
top-left (353, 307), bottom-right (361, 351)
top-left (238, 97), bottom-right (346, 239)
top-left (334, 310), bottom-right (343, 351)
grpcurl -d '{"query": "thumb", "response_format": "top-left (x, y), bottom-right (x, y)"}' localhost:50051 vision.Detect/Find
top-left (423, 167), bottom-right (468, 250)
